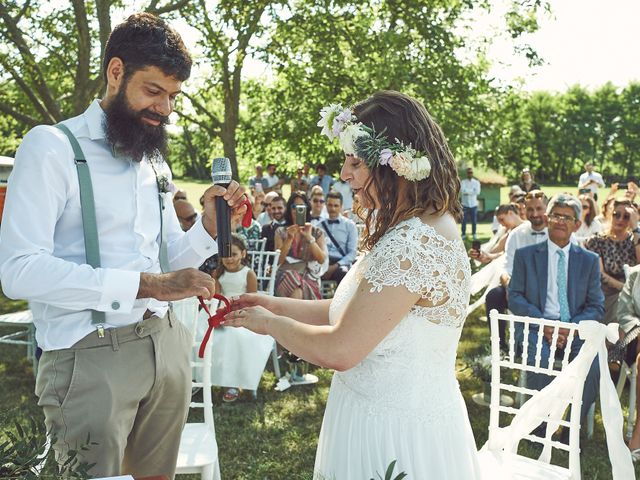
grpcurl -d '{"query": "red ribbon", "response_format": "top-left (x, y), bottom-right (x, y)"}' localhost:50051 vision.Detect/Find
top-left (198, 294), bottom-right (231, 358)
top-left (240, 197), bottom-right (253, 228)
top-left (197, 195), bottom-right (251, 358)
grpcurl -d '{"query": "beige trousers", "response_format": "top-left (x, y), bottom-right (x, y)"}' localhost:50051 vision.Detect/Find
top-left (35, 312), bottom-right (192, 479)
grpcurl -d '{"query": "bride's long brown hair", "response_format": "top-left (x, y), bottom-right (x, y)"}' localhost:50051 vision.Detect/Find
top-left (352, 91), bottom-right (462, 251)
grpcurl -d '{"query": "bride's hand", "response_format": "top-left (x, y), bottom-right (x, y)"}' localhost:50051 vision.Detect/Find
top-left (223, 305), bottom-right (277, 335)
top-left (228, 293), bottom-right (275, 313)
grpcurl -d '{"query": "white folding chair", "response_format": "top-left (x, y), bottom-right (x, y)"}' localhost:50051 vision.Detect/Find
top-left (478, 310), bottom-right (587, 479)
top-left (247, 249), bottom-right (282, 379)
top-left (616, 263), bottom-right (637, 440)
top-left (176, 320), bottom-right (221, 480)
top-left (0, 309), bottom-right (36, 373)
top-left (247, 237), bottom-right (266, 252)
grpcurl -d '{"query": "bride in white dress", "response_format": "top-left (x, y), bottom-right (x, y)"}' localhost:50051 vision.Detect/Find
top-left (224, 91), bottom-right (481, 479)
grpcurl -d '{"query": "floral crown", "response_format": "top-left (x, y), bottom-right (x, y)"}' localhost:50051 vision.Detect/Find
top-left (317, 103), bottom-right (431, 182)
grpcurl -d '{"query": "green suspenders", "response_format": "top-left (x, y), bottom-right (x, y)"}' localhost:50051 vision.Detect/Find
top-left (54, 124), bottom-right (170, 329)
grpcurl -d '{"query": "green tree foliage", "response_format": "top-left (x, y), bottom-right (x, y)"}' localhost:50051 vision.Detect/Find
top-left (481, 82), bottom-right (639, 185)
top-left (233, 0), bottom-right (497, 177)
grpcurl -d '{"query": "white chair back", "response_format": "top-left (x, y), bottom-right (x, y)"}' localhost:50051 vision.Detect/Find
top-left (247, 237), bottom-right (267, 252)
top-left (484, 310), bottom-right (583, 478)
top-left (176, 314), bottom-right (221, 480)
top-left (248, 249), bottom-right (281, 295)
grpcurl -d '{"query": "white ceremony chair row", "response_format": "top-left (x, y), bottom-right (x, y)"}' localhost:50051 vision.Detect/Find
top-left (477, 310), bottom-right (633, 480)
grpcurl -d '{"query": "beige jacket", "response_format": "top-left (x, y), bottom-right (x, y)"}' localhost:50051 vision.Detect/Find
top-left (617, 264), bottom-right (640, 333)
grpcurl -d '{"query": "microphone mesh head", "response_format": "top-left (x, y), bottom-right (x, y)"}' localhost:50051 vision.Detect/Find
top-left (211, 157), bottom-right (232, 185)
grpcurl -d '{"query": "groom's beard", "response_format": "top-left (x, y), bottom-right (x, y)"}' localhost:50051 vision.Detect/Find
top-left (103, 86), bottom-right (169, 163)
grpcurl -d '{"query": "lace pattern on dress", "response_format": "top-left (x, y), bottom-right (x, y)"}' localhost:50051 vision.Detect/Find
top-left (358, 217), bottom-right (470, 329)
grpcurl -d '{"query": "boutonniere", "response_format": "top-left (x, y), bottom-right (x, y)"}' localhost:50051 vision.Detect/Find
top-left (157, 174), bottom-right (171, 194)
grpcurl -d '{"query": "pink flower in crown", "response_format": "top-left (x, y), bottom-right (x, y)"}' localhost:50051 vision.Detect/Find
top-left (379, 148), bottom-right (393, 166)
top-left (390, 152), bottom-right (412, 177)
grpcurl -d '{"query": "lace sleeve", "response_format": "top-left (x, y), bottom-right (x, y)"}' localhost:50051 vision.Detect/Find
top-left (361, 220), bottom-right (470, 310)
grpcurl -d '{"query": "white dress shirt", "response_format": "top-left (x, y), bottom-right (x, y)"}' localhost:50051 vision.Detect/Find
top-left (0, 99), bottom-right (217, 350)
top-left (543, 240), bottom-right (571, 320)
top-left (501, 221), bottom-right (548, 277)
top-left (578, 171), bottom-right (605, 195)
top-left (460, 178), bottom-right (481, 208)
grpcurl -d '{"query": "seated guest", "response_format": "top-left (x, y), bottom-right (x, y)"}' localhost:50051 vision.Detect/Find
top-left (470, 203), bottom-right (523, 264)
top-left (584, 199), bottom-right (640, 324)
top-left (509, 193), bottom-right (604, 434)
top-left (485, 190), bottom-right (549, 350)
top-left (331, 177), bottom-right (353, 212)
top-left (575, 194), bottom-right (603, 244)
top-left (309, 163), bottom-right (334, 194)
top-left (309, 190), bottom-right (328, 223)
top-left (290, 167), bottom-right (309, 194)
top-left (174, 199), bottom-right (198, 232)
top-left (248, 164), bottom-right (269, 194)
top-left (595, 194), bottom-right (616, 230)
top-left (343, 194), bottom-right (364, 224)
top-left (274, 192), bottom-right (327, 299)
top-left (260, 195), bottom-right (286, 252)
top-left (252, 190), bottom-right (266, 220)
top-left (318, 192), bottom-right (358, 284)
top-left (616, 265), bottom-right (640, 457)
top-left (173, 188), bottom-right (187, 202)
top-left (234, 215), bottom-right (261, 243)
top-left (256, 191), bottom-right (279, 227)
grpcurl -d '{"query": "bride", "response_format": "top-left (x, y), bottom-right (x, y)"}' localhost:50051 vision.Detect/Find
top-left (223, 91), bottom-right (481, 479)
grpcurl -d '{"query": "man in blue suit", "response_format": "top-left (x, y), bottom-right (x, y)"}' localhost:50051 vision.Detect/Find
top-left (509, 193), bottom-right (605, 430)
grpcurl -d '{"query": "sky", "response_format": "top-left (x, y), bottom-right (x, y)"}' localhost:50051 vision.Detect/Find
top-left (477, 0), bottom-right (640, 91)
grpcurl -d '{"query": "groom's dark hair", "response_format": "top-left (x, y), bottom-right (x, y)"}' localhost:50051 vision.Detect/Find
top-left (102, 12), bottom-right (192, 83)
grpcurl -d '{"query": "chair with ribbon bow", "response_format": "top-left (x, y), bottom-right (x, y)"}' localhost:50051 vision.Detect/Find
top-left (477, 309), bottom-right (634, 480)
top-left (176, 305), bottom-right (221, 480)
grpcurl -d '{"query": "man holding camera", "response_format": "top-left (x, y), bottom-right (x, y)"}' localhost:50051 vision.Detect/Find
top-left (319, 192), bottom-right (358, 284)
top-left (578, 162), bottom-right (605, 201)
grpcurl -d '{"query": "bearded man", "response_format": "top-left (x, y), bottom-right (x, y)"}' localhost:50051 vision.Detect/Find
top-left (0, 13), bottom-right (246, 479)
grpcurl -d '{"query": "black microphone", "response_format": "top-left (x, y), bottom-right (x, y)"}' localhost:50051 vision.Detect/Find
top-left (211, 157), bottom-right (233, 258)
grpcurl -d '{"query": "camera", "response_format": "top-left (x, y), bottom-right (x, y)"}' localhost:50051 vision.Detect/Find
top-left (295, 204), bottom-right (307, 226)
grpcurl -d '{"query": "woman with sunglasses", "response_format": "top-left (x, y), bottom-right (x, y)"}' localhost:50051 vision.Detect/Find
top-left (584, 199), bottom-right (640, 324)
top-left (575, 194), bottom-right (603, 243)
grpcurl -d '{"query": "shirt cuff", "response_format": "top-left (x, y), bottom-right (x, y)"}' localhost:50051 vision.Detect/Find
top-left (185, 218), bottom-right (219, 258)
top-left (97, 269), bottom-right (141, 314)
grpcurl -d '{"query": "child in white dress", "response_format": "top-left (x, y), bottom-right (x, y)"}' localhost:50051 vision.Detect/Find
top-left (212, 234), bottom-right (259, 401)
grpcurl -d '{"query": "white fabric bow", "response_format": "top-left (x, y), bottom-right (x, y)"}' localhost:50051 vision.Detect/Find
top-left (484, 321), bottom-right (634, 479)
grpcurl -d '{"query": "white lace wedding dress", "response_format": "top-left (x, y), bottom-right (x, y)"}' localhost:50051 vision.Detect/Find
top-left (314, 217), bottom-right (481, 479)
